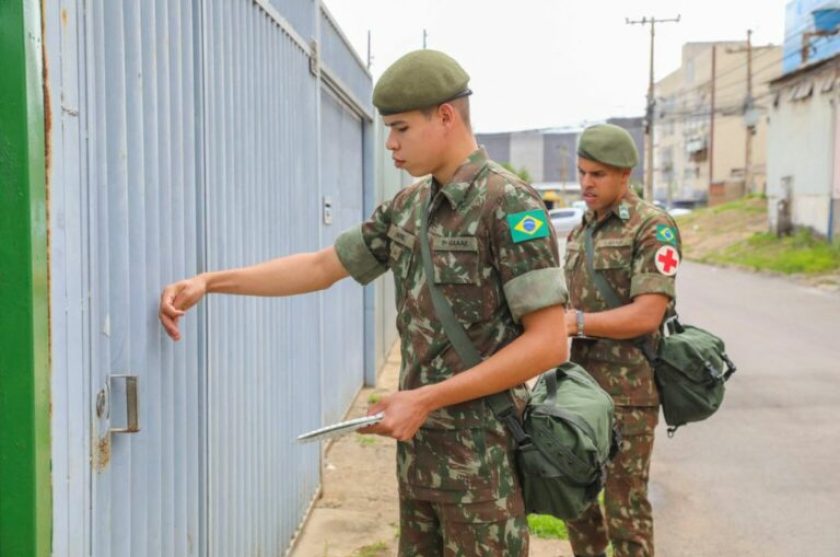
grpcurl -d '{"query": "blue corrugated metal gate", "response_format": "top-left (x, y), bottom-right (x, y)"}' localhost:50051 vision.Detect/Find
top-left (319, 87), bottom-right (366, 425)
top-left (44, 1), bottom-right (375, 555)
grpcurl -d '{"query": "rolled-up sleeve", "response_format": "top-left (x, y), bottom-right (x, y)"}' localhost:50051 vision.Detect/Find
top-left (503, 267), bottom-right (568, 322)
top-left (491, 182), bottom-right (567, 323)
top-left (335, 227), bottom-right (388, 285)
top-left (334, 200), bottom-right (392, 285)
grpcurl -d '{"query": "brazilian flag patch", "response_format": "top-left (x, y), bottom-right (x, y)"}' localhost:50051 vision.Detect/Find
top-left (655, 224), bottom-right (677, 245)
top-left (507, 210), bottom-right (550, 243)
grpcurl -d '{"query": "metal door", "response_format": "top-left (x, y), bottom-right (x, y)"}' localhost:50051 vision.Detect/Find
top-left (319, 86), bottom-right (367, 425)
top-left (46, 1), bottom-right (205, 555)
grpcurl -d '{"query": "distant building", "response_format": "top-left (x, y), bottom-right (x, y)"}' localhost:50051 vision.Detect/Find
top-left (782, 0), bottom-right (840, 74)
top-left (653, 41), bottom-right (782, 206)
top-left (477, 116), bottom-right (645, 189)
top-left (765, 3), bottom-right (840, 240)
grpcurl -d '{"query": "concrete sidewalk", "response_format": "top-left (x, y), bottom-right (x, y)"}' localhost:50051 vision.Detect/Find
top-left (289, 343), bottom-right (572, 556)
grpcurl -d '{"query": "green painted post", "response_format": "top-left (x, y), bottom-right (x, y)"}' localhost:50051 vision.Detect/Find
top-left (0, 1), bottom-right (52, 556)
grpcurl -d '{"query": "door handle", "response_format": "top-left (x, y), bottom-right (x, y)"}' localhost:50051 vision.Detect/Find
top-left (109, 374), bottom-right (140, 434)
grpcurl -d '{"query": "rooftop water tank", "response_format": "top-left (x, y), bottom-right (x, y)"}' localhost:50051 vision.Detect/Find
top-left (813, 8), bottom-right (840, 32)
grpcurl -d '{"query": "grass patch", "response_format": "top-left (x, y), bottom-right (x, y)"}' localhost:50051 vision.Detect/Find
top-left (367, 392), bottom-right (382, 404)
top-left (356, 434), bottom-right (377, 447)
top-left (704, 229), bottom-right (840, 274)
top-left (354, 541), bottom-right (389, 557)
top-left (527, 514), bottom-right (568, 540)
top-left (708, 193), bottom-right (767, 215)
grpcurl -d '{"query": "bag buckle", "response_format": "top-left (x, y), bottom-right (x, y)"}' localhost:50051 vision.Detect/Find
top-left (499, 410), bottom-right (531, 447)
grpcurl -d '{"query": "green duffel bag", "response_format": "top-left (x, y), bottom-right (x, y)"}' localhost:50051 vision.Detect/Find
top-left (510, 362), bottom-right (619, 519)
top-left (644, 318), bottom-right (736, 436)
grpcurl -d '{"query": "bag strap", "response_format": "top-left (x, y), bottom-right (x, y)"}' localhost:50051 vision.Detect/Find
top-left (583, 226), bottom-right (624, 308)
top-left (582, 225), bottom-right (660, 363)
top-left (417, 193), bottom-right (530, 445)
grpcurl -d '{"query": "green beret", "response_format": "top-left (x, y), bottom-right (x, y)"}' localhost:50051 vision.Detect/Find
top-left (577, 124), bottom-right (639, 169)
top-left (373, 50), bottom-right (471, 116)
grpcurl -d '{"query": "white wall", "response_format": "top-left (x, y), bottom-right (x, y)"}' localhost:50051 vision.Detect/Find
top-left (767, 75), bottom-right (838, 235)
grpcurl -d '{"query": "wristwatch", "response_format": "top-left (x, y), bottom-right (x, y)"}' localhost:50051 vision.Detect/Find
top-left (575, 310), bottom-right (585, 338)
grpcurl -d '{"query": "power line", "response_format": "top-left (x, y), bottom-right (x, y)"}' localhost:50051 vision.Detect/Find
top-left (626, 15), bottom-right (682, 201)
top-left (659, 15), bottom-right (834, 106)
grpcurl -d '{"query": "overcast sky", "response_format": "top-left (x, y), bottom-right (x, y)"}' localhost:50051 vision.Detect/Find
top-left (323, 0), bottom-right (791, 133)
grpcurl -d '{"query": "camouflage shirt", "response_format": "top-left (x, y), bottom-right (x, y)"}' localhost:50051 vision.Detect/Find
top-left (565, 189), bottom-right (681, 407)
top-left (335, 148), bottom-right (566, 503)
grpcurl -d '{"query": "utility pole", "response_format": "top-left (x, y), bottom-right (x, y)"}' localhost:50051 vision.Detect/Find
top-left (729, 30), bottom-right (760, 195)
top-left (626, 15), bottom-right (681, 202)
top-left (709, 45), bottom-right (716, 193)
top-left (745, 29), bottom-right (754, 195)
top-left (423, 29), bottom-right (428, 49)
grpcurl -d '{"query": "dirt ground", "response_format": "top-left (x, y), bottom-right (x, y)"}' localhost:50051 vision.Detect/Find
top-left (289, 343), bottom-right (572, 557)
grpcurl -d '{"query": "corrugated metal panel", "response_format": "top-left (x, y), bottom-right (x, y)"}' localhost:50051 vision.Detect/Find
top-left (202, 2), bottom-right (322, 555)
top-left (268, 0), bottom-right (316, 45)
top-left (45, 2), bottom-right (90, 554)
top-left (47, 1), bottom-right (383, 555)
top-left (319, 88), bottom-right (366, 424)
top-left (89, 2), bottom-right (204, 556)
top-left (48, 1), bottom-right (205, 555)
top-left (319, 4), bottom-right (373, 115)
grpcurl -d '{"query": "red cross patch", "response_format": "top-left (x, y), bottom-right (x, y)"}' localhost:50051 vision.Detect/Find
top-left (654, 245), bottom-right (680, 276)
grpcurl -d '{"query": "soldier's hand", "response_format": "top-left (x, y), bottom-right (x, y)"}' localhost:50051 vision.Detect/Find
top-left (159, 275), bottom-right (208, 341)
top-left (360, 390), bottom-right (431, 442)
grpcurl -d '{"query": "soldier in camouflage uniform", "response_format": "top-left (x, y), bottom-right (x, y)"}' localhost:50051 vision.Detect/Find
top-left (563, 124), bottom-right (682, 557)
top-left (159, 49), bottom-right (569, 556)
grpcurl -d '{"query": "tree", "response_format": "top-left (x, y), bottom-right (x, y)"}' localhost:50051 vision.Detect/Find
top-left (500, 162), bottom-right (532, 183)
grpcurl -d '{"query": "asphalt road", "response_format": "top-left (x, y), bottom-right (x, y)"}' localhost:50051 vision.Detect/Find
top-left (651, 262), bottom-right (840, 556)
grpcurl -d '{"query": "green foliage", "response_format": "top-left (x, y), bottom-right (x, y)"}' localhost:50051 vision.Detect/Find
top-left (527, 514), bottom-right (568, 539)
top-left (354, 541), bottom-right (389, 557)
top-left (500, 162), bottom-right (532, 183)
top-left (708, 195), bottom-right (766, 215)
top-left (705, 229), bottom-right (840, 274)
top-left (356, 434), bottom-right (377, 447)
top-left (367, 392), bottom-right (382, 404)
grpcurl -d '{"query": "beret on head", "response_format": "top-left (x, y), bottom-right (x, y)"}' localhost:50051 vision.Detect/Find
top-left (373, 49), bottom-right (471, 115)
top-left (577, 124), bottom-right (639, 169)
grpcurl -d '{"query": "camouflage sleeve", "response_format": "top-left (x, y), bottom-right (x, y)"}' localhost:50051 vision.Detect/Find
top-left (490, 183), bottom-right (567, 323)
top-left (334, 200), bottom-right (391, 286)
top-left (630, 212), bottom-right (682, 299)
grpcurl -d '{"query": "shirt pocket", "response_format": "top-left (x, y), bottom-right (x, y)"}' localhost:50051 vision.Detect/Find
top-left (592, 237), bottom-right (633, 299)
top-left (431, 235), bottom-right (481, 285)
top-left (387, 224), bottom-right (415, 280)
top-left (564, 241), bottom-right (581, 272)
top-left (430, 235), bottom-right (495, 324)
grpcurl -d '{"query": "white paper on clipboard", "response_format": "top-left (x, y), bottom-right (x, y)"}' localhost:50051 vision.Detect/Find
top-left (296, 412), bottom-right (385, 443)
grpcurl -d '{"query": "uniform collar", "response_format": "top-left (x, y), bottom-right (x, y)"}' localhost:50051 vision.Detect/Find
top-left (582, 188), bottom-right (637, 227)
top-left (432, 148), bottom-right (488, 210)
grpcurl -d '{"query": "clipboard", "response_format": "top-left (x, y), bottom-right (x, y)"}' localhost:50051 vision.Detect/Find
top-left (296, 412), bottom-right (385, 443)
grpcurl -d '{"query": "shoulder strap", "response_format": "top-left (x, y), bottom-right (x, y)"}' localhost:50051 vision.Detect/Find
top-left (417, 193), bottom-right (525, 437)
top-left (583, 225), bottom-right (660, 363)
top-left (583, 225), bottom-right (623, 309)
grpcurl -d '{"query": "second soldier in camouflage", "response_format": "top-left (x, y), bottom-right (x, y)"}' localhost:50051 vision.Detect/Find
top-left (563, 124), bottom-right (682, 557)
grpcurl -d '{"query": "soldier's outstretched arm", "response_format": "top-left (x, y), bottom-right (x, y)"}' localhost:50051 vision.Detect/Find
top-left (159, 246), bottom-right (349, 340)
top-left (363, 304), bottom-right (567, 441)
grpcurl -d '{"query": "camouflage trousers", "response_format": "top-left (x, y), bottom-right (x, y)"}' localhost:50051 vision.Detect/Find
top-left (398, 496), bottom-right (529, 556)
top-left (566, 406), bottom-right (659, 557)
top-left (396, 424), bottom-right (529, 556)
